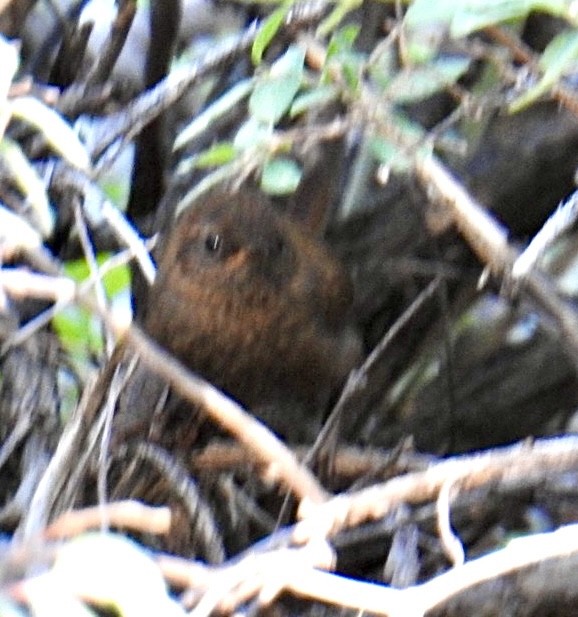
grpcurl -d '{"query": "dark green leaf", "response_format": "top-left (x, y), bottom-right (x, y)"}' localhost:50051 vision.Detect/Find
top-left (368, 113), bottom-right (430, 171)
top-left (326, 24), bottom-right (361, 61)
top-left (317, 0), bottom-right (362, 37)
top-left (385, 56), bottom-right (470, 103)
top-left (290, 84), bottom-right (339, 117)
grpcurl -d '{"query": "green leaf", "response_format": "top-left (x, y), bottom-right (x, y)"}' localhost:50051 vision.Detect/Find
top-left (252, 1), bottom-right (292, 65)
top-left (448, 0), bottom-right (571, 38)
top-left (539, 27), bottom-right (578, 72)
top-left (317, 0), bottom-right (362, 37)
top-left (340, 54), bottom-right (364, 92)
top-left (509, 28), bottom-right (578, 112)
top-left (64, 253), bottom-right (130, 298)
top-left (322, 25), bottom-right (364, 91)
top-left (326, 24), bottom-right (361, 61)
top-left (102, 263), bottom-right (131, 298)
top-left (403, 0), bottom-right (567, 61)
top-left (369, 135), bottom-right (412, 172)
top-left (53, 255), bottom-right (131, 361)
top-left (249, 45), bottom-right (305, 124)
top-left (261, 157), bottom-right (302, 194)
top-left (174, 78), bottom-right (254, 151)
top-left (402, 0), bottom-right (460, 62)
top-left (290, 84), bottom-right (339, 117)
top-left (234, 117), bottom-right (273, 150)
top-left (385, 56), bottom-right (471, 103)
top-left (404, 0), bottom-right (533, 39)
top-left (403, 0), bottom-right (457, 29)
top-left (368, 113), bottom-right (430, 172)
top-left (52, 305), bottom-right (104, 359)
top-left (175, 139), bottom-right (238, 177)
top-left (450, 0), bottom-right (530, 37)
top-left (191, 141), bottom-right (238, 169)
top-left (101, 176), bottom-right (130, 211)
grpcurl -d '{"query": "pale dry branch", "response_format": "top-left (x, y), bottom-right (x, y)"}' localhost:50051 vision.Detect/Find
top-left (155, 437), bottom-right (578, 615)
top-left (295, 435), bottom-right (578, 542)
top-left (158, 512), bottom-right (578, 617)
top-left (157, 538), bottom-right (335, 617)
top-left (280, 524), bottom-right (578, 617)
top-left (45, 501), bottom-right (172, 539)
top-left (0, 269), bottom-right (75, 303)
top-left (99, 199), bottom-right (156, 285)
top-left (416, 155), bottom-right (515, 277)
top-left (436, 480), bottom-right (464, 567)
top-left (513, 188), bottom-right (578, 278)
top-left (0, 0), bottom-right (14, 15)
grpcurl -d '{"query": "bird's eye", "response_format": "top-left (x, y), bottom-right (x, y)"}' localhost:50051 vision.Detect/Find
top-left (273, 236), bottom-right (285, 257)
top-left (204, 232), bottom-right (222, 254)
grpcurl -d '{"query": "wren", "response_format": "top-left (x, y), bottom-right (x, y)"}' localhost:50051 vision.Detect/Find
top-left (141, 186), bottom-right (361, 439)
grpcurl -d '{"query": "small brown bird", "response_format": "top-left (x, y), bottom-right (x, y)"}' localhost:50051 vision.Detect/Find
top-left (141, 186), bottom-right (361, 439)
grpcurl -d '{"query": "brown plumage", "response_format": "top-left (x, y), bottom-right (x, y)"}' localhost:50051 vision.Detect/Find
top-left (142, 186), bottom-right (361, 438)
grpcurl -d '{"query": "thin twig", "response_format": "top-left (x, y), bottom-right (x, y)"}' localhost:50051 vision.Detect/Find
top-left (513, 189), bottom-right (578, 278)
top-left (50, 165), bottom-right (156, 284)
top-left (306, 276), bottom-right (442, 466)
top-left (84, 0), bottom-right (136, 87)
top-left (45, 500), bottom-right (172, 539)
top-left (16, 374), bottom-right (100, 541)
top-left (436, 480), bottom-right (464, 567)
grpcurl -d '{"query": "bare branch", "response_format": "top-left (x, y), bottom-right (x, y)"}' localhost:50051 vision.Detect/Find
top-left (295, 436), bottom-right (578, 541)
top-left (45, 500), bottom-right (172, 539)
